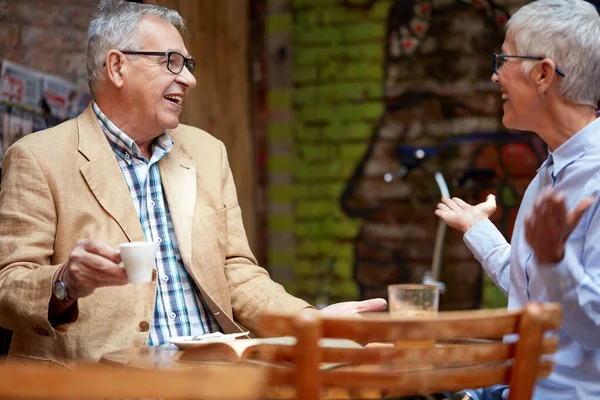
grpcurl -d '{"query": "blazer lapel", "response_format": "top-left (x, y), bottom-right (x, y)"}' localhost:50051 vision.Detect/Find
top-left (158, 139), bottom-right (196, 271)
top-left (77, 105), bottom-right (145, 243)
top-left (159, 133), bottom-right (233, 319)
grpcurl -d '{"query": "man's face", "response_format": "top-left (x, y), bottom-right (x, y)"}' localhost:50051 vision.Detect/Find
top-left (124, 16), bottom-right (196, 135)
top-left (492, 37), bottom-right (539, 132)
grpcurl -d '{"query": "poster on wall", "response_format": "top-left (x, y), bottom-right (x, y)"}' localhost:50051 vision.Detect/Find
top-left (42, 74), bottom-right (76, 121)
top-left (1, 112), bottom-right (34, 155)
top-left (0, 60), bottom-right (43, 113)
top-left (0, 60), bottom-right (92, 184)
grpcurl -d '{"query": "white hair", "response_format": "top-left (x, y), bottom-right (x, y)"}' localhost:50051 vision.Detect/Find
top-left (86, 0), bottom-right (185, 95)
top-left (507, 0), bottom-right (600, 107)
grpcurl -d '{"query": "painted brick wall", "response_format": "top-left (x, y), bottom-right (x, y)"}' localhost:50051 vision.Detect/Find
top-left (0, 0), bottom-right (96, 90)
top-left (266, 0), bottom-right (536, 309)
top-left (267, 0), bottom-right (392, 306)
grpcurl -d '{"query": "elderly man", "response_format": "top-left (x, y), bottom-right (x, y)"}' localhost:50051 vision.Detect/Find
top-left (435, 0), bottom-right (600, 398)
top-left (0, 1), bottom-right (385, 366)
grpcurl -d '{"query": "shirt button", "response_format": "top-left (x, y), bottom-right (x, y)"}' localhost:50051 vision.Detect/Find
top-left (170, 312), bottom-right (176, 320)
top-left (157, 237), bottom-right (162, 243)
top-left (139, 321), bottom-right (150, 332)
top-left (163, 275), bottom-right (169, 282)
top-left (124, 153), bottom-right (130, 159)
top-left (149, 200), bottom-right (156, 208)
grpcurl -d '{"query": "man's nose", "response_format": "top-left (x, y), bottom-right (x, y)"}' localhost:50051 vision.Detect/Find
top-left (491, 72), bottom-right (499, 83)
top-left (177, 66), bottom-right (197, 89)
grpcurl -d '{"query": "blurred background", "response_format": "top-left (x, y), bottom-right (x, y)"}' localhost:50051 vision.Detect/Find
top-left (5, 0), bottom-right (592, 343)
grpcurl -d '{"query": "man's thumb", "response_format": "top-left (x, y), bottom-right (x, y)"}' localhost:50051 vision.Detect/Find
top-left (566, 197), bottom-right (594, 236)
top-left (481, 194), bottom-right (497, 216)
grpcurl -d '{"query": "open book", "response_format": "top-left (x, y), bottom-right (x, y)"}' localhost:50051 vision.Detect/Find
top-left (178, 336), bottom-right (362, 367)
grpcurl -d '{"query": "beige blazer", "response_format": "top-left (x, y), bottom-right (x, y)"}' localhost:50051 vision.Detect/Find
top-left (0, 105), bottom-right (310, 367)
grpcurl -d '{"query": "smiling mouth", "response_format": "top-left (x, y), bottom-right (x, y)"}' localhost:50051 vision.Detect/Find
top-left (164, 94), bottom-right (183, 105)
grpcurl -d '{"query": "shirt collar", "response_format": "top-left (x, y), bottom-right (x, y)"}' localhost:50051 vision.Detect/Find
top-left (92, 101), bottom-right (173, 164)
top-left (540, 114), bottom-right (600, 177)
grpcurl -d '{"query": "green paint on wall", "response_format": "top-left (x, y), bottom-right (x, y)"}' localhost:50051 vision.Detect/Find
top-left (295, 82), bottom-right (382, 106)
top-left (268, 123), bottom-right (292, 140)
top-left (268, 155), bottom-right (294, 173)
top-left (295, 221), bottom-right (326, 237)
top-left (298, 103), bottom-right (382, 123)
top-left (268, 249), bottom-right (295, 266)
top-left (333, 260), bottom-right (353, 279)
top-left (268, 90), bottom-right (293, 109)
top-left (342, 23), bottom-right (385, 41)
top-left (296, 201), bottom-right (333, 218)
top-left (322, 122), bottom-right (374, 141)
top-left (266, 13), bottom-right (292, 34)
top-left (293, 67), bottom-right (318, 84)
top-left (269, 186), bottom-right (295, 202)
top-left (268, 215), bottom-right (295, 232)
top-left (326, 219), bottom-right (360, 238)
top-left (295, 44), bottom-right (383, 65)
top-left (483, 274), bottom-right (508, 308)
top-left (292, 0), bottom-right (342, 9)
top-left (297, 239), bottom-right (322, 256)
top-left (335, 244), bottom-right (354, 262)
top-left (330, 280), bottom-right (359, 299)
top-left (339, 143), bottom-right (367, 160)
top-left (297, 144), bottom-right (336, 161)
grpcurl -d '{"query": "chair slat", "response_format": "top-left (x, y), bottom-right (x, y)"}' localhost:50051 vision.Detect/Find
top-left (0, 363), bottom-right (265, 400)
top-left (319, 359), bottom-right (553, 395)
top-left (260, 310), bottom-right (523, 341)
top-left (323, 335), bottom-right (558, 365)
top-left (260, 336), bottom-right (557, 367)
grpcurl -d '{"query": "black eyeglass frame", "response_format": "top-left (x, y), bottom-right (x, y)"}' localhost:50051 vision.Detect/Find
top-left (120, 51), bottom-right (196, 75)
top-left (493, 53), bottom-right (566, 78)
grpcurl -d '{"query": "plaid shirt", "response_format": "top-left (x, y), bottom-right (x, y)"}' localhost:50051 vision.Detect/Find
top-left (93, 102), bottom-right (220, 345)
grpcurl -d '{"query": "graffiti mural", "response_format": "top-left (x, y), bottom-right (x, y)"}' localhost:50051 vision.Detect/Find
top-left (340, 0), bottom-right (545, 309)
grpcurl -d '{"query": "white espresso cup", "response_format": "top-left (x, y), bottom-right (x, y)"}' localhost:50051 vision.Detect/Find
top-left (119, 242), bottom-right (158, 283)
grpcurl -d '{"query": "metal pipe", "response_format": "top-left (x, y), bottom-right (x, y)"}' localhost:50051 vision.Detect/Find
top-left (423, 172), bottom-right (449, 293)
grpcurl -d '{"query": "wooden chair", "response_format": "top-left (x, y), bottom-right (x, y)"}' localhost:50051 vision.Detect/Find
top-left (259, 302), bottom-right (562, 400)
top-left (0, 362), bottom-right (266, 399)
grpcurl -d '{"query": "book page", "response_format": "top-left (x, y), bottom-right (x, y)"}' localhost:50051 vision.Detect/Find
top-left (179, 336), bottom-right (363, 366)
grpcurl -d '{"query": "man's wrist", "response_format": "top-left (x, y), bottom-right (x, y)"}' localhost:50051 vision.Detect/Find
top-left (462, 216), bottom-right (488, 234)
top-left (52, 264), bottom-right (74, 302)
top-left (49, 264), bottom-right (77, 323)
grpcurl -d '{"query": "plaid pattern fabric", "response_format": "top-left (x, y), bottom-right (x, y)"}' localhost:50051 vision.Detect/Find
top-left (459, 385), bottom-right (509, 400)
top-left (93, 102), bottom-right (220, 345)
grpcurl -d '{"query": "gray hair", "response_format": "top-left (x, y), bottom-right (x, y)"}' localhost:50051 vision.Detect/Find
top-left (86, 0), bottom-right (185, 95)
top-left (507, 0), bottom-right (600, 107)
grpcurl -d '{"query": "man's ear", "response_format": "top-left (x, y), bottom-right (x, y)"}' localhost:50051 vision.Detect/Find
top-left (533, 58), bottom-right (557, 94)
top-left (105, 50), bottom-right (126, 89)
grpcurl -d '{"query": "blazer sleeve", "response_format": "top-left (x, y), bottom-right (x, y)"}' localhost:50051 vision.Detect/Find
top-left (217, 142), bottom-right (312, 331)
top-left (0, 141), bottom-right (78, 338)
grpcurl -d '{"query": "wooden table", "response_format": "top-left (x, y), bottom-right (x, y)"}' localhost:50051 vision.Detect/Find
top-left (100, 345), bottom-right (408, 399)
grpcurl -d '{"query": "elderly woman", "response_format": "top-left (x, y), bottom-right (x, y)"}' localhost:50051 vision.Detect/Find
top-left (435, 0), bottom-right (600, 399)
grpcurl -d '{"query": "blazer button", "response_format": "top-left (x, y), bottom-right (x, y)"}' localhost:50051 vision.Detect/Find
top-left (139, 321), bottom-right (150, 332)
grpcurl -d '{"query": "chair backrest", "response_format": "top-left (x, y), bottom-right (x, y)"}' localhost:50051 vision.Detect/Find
top-left (0, 362), bottom-right (266, 400)
top-left (259, 302), bottom-right (562, 400)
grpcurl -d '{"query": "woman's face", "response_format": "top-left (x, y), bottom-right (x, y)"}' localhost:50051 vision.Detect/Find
top-left (492, 38), bottom-right (540, 131)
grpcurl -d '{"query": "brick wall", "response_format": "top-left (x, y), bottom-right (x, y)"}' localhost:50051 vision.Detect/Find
top-left (266, 0), bottom-right (537, 309)
top-left (0, 0), bottom-right (96, 90)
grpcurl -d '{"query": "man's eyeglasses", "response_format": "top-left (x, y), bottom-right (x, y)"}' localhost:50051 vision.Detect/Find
top-left (493, 53), bottom-right (566, 78)
top-left (120, 51), bottom-right (196, 75)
